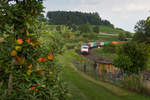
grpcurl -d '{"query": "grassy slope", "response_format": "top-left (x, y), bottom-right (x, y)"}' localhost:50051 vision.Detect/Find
top-left (97, 34), bottom-right (118, 41)
top-left (59, 51), bottom-right (150, 100)
top-left (96, 48), bottom-right (117, 60)
top-left (91, 25), bottom-right (128, 34)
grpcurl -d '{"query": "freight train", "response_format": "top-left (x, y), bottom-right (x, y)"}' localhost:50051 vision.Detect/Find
top-left (81, 41), bottom-right (128, 54)
top-left (81, 43), bottom-right (89, 54)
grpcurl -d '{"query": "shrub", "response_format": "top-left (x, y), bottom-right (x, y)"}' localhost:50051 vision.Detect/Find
top-left (118, 33), bottom-right (126, 41)
top-left (113, 42), bottom-right (148, 74)
top-left (93, 26), bottom-right (100, 33)
top-left (79, 24), bottom-right (91, 33)
top-left (103, 44), bottom-right (116, 53)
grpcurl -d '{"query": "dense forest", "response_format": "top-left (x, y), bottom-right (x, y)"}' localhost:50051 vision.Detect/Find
top-left (46, 11), bottom-right (114, 28)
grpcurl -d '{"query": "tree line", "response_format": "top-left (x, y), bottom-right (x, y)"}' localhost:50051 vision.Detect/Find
top-left (46, 11), bottom-right (114, 28)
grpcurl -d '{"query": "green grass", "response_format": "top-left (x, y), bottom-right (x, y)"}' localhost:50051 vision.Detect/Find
top-left (99, 25), bottom-right (124, 34)
top-left (91, 25), bottom-right (129, 34)
top-left (83, 33), bottom-right (119, 42)
top-left (96, 48), bottom-right (117, 60)
top-left (59, 50), bottom-right (150, 100)
top-left (97, 34), bottom-right (118, 41)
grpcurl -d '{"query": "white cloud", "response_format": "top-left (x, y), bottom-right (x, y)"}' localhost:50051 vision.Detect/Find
top-left (125, 3), bottom-right (149, 12)
top-left (112, 8), bottom-right (122, 12)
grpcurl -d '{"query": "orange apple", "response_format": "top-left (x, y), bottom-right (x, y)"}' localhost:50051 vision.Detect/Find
top-left (48, 53), bottom-right (54, 60)
top-left (17, 39), bottom-right (23, 44)
top-left (15, 46), bottom-right (22, 51)
top-left (25, 38), bottom-right (31, 43)
top-left (28, 65), bottom-right (32, 69)
top-left (20, 29), bottom-right (25, 33)
top-left (11, 50), bottom-right (17, 56)
top-left (36, 41), bottom-right (40, 45)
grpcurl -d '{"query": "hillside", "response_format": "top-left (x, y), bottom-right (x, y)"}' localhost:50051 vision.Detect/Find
top-left (39, 24), bottom-right (150, 99)
top-left (46, 11), bottom-right (114, 28)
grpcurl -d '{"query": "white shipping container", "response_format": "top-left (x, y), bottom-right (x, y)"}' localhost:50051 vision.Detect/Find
top-left (100, 42), bottom-right (104, 46)
top-left (89, 42), bottom-right (94, 47)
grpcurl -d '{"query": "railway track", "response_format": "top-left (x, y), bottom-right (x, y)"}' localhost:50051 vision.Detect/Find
top-left (81, 48), bottom-right (112, 63)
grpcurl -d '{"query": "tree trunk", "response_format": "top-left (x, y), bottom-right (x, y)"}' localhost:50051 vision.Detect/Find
top-left (8, 58), bottom-right (15, 95)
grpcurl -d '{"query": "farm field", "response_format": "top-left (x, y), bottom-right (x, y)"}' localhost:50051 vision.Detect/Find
top-left (58, 50), bottom-right (150, 100)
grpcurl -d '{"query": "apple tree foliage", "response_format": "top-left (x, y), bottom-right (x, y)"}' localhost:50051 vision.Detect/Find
top-left (0, 0), bottom-right (68, 99)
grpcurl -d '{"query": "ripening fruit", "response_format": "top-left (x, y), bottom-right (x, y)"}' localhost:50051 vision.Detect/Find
top-left (16, 56), bottom-right (25, 64)
top-left (39, 69), bottom-right (44, 75)
top-left (40, 69), bottom-right (43, 73)
top-left (68, 34), bottom-right (71, 38)
top-left (36, 41), bottom-right (40, 45)
top-left (16, 56), bottom-right (21, 63)
top-left (31, 86), bottom-right (36, 90)
top-left (27, 70), bottom-right (32, 75)
top-left (28, 65), bottom-right (32, 69)
top-left (30, 42), bottom-right (35, 47)
top-left (11, 50), bottom-right (17, 56)
top-left (48, 53), bottom-right (54, 60)
top-left (17, 39), bottom-right (23, 44)
top-left (41, 58), bottom-right (47, 62)
top-left (15, 46), bottom-right (21, 51)
top-left (21, 57), bottom-right (25, 64)
top-left (0, 40), bottom-right (3, 43)
top-left (20, 29), bottom-right (25, 33)
top-left (49, 72), bottom-right (53, 75)
top-left (37, 58), bottom-right (43, 62)
top-left (25, 38), bottom-right (31, 43)
top-left (35, 89), bottom-right (38, 92)
top-left (37, 57), bottom-right (47, 62)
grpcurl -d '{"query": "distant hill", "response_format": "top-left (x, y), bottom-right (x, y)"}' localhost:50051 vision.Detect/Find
top-left (46, 11), bottom-right (114, 28)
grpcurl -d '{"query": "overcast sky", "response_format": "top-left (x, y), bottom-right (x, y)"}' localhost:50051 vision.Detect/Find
top-left (43, 0), bottom-right (150, 32)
